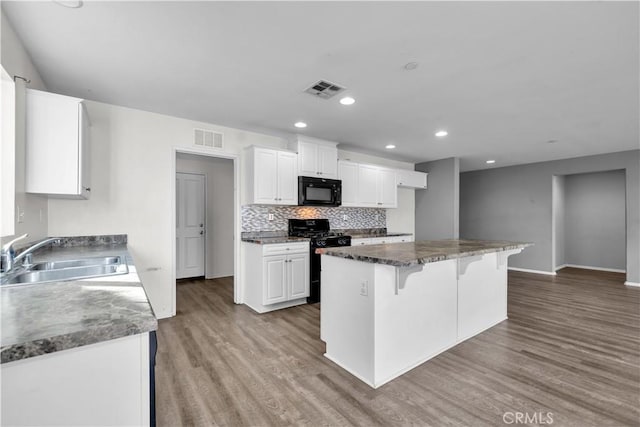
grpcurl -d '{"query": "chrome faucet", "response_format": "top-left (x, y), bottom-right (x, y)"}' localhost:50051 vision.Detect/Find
top-left (0, 234), bottom-right (61, 273)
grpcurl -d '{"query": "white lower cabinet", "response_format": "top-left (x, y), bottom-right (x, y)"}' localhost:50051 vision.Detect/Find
top-left (1, 333), bottom-right (151, 427)
top-left (351, 235), bottom-right (414, 246)
top-left (243, 241), bottom-right (310, 313)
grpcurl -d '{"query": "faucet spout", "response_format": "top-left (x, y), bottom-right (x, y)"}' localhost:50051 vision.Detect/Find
top-left (1, 235), bottom-right (60, 273)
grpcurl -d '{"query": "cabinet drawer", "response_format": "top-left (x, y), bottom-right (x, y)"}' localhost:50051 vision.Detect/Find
top-left (262, 242), bottom-right (309, 256)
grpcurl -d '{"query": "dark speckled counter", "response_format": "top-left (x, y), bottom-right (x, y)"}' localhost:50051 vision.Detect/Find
top-left (1, 237), bottom-right (157, 363)
top-left (318, 239), bottom-right (532, 267)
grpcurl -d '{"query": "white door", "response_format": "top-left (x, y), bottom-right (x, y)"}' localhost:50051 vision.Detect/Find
top-left (176, 173), bottom-right (205, 279)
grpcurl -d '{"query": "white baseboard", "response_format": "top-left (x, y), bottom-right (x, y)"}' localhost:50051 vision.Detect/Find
top-left (555, 264), bottom-right (568, 271)
top-left (559, 264), bottom-right (626, 273)
top-left (625, 281), bottom-right (640, 288)
top-left (508, 267), bottom-right (556, 276)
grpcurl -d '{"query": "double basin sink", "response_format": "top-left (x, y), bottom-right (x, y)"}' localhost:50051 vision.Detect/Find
top-left (1, 255), bottom-right (129, 286)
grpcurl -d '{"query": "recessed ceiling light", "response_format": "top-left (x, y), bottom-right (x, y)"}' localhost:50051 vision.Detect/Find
top-left (435, 130), bottom-right (448, 137)
top-left (385, 144), bottom-right (396, 149)
top-left (52, 0), bottom-right (83, 8)
top-left (339, 96), bottom-right (355, 106)
top-left (294, 122), bottom-right (307, 129)
top-left (546, 139), bottom-right (558, 144)
top-left (404, 62), bottom-right (419, 71)
top-left (486, 160), bottom-right (496, 164)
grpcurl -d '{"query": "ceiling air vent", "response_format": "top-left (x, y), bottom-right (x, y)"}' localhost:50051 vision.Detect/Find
top-left (194, 128), bottom-right (223, 149)
top-left (304, 80), bottom-right (346, 99)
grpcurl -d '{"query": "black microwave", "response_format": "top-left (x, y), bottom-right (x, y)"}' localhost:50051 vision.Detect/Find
top-left (298, 176), bottom-right (342, 207)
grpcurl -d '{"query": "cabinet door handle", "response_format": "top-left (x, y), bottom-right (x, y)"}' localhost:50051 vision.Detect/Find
top-left (318, 171), bottom-right (322, 175)
top-left (83, 187), bottom-right (91, 192)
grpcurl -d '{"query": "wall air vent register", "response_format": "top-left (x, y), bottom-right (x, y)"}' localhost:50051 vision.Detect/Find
top-left (194, 128), bottom-right (223, 149)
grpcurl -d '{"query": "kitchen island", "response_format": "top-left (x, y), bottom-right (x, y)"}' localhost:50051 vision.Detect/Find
top-left (319, 239), bottom-right (530, 388)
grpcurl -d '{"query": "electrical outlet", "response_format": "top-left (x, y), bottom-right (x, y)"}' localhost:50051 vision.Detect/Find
top-left (375, 214), bottom-right (379, 221)
top-left (343, 214), bottom-right (348, 221)
top-left (360, 280), bottom-right (368, 296)
top-left (268, 213), bottom-right (274, 221)
top-left (16, 205), bottom-right (25, 223)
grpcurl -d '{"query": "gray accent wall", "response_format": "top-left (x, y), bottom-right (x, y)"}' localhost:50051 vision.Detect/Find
top-left (460, 150), bottom-right (639, 283)
top-left (564, 170), bottom-right (626, 271)
top-left (415, 157), bottom-right (459, 240)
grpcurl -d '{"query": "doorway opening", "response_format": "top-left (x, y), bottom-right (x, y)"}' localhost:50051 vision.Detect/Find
top-left (552, 170), bottom-right (627, 275)
top-left (172, 149), bottom-right (239, 316)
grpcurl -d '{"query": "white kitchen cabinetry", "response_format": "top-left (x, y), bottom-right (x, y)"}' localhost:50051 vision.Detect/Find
top-left (289, 137), bottom-right (338, 179)
top-left (377, 167), bottom-right (397, 207)
top-left (337, 160), bottom-right (358, 207)
top-left (245, 146), bottom-right (297, 205)
top-left (242, 241), bottom-right (310, 313)
top-left (1, 333), bottom-right (150, 426)
top-left (338, 161), bottom-right (397, 208)
top-left (25, 89), bottom-right (91, 199)
top-left (351, 235), bottom-right (414, 246)
top-left (397, 169), bottom-right (427, 189)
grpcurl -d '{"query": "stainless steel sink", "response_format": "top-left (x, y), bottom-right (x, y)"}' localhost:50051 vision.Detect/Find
top-left (30, 256), bottom-right (123, 271)
top-left (1, 255), bottom-right (129, 286)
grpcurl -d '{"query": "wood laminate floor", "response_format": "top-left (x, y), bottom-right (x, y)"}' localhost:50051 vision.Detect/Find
top-left (156, 269), bottom-right (640, 426)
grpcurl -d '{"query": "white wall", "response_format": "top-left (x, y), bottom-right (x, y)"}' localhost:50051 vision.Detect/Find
top-left (176, 153), bottom-right (234, 279)
top-left (552, 175), bottom-right (566, 269)
top-left (47, 101), bottom-right (417, 318)
top-left (0, 10), bottom-right (48, 243)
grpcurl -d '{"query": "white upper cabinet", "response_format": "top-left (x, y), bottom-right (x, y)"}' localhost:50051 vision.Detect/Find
top-left (397, 169), bottom-right (427, 189)
top-left (245, 146), bottom-right (297, 205)
top-left (377, 167), bottom-right (397, 208)
top-left (337, 160), bottom-right (358, 207)
top-left (289, 136), bottom-right (338, 179)
top-left (357, 163), bottom-right (379, 207)
top-left (25, 89), bottom-right (91, 199)
top-left (338, 160), bottom-right (397, 208)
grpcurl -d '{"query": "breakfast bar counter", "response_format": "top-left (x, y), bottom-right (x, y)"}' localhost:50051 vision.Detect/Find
top-left (318, 239), bottom-right (530, 388)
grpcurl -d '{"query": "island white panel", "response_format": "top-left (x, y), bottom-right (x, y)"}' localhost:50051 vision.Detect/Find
top-left (373, 260), bottom-right (457, 386)
top-left (321, 256), bottom-right (376, 383)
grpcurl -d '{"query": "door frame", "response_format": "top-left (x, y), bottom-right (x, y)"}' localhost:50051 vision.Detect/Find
top-left (170, 147), bottom-right (241, 317)
top-left (175, 171), bottom-right (206, 279)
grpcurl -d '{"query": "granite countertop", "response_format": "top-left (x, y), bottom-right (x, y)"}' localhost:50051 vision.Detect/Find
top-left (241, 228), bottom-right (411, 244)
top-left (348, 232), bottom-right (413, 239)
top-left (318, 239), bottom-right (532, 267)
top-left (1, 239), bottom-right (157, 364)
top-left (241, 236), bottom-right (310, 244)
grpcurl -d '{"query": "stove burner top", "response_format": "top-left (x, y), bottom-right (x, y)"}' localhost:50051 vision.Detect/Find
top-left (287, 219), bottom-right (351, 247)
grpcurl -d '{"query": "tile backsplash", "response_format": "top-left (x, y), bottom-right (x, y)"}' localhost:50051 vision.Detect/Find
top-left (241, 205), bottom-right (386, 232)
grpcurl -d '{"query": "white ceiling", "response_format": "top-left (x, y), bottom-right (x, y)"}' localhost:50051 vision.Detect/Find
top-left (2, 1), bottom-right (638, 171)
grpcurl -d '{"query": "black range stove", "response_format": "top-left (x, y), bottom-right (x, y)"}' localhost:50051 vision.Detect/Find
top-left (288, 219), bottom-right (351, 303)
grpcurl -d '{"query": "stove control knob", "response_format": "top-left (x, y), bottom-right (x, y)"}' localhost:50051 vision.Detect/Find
top-left (317, 241), bottom-right (326, 247)
top-left (338, 238), bottom-right (347, 246)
